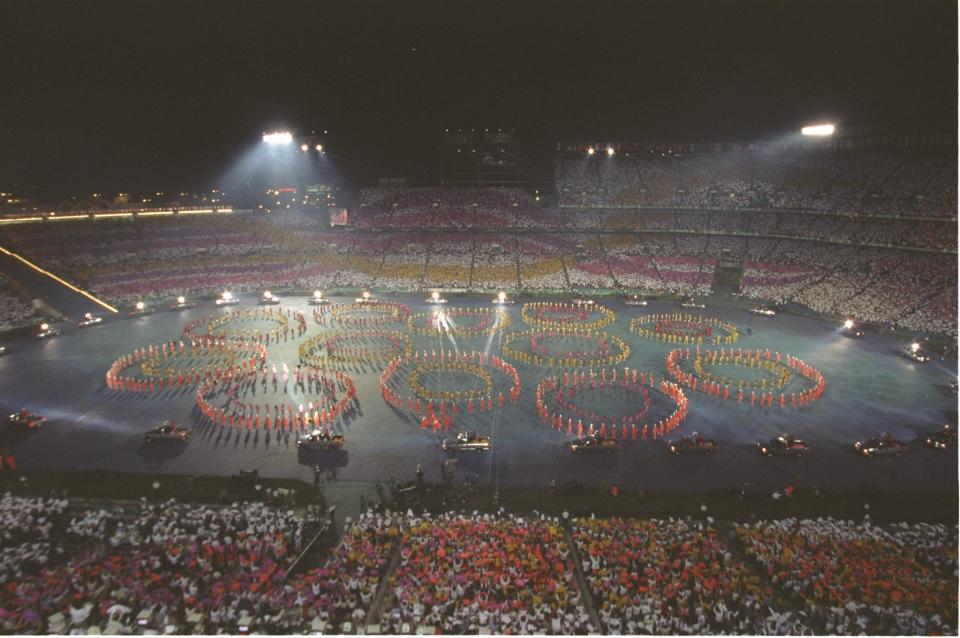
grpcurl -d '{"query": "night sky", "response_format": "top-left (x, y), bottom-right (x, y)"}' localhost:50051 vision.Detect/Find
top-left (1, 0), bottom-right (956, 198)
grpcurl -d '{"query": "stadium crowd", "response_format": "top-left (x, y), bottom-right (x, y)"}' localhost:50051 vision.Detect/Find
top-left (735, 517), bottom-right (957, 635)
top-left (286, 510), bottom-right (401, 633)
top-left (555, 149), bottom-right (957, 218)
top-left (0, 494), bottom-right (955, 635)
top-left (0, 495), bottom-right (310, 634)
top-left (574, 516), bottom-right (789, 634)
top-left (0, 275), bottom-right (34, 331)
top-left (380, 511), bottom-right (591, 634)
top-left (0, 147), bottom-right (955, 335)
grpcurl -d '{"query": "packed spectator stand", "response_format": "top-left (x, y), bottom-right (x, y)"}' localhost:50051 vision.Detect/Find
top-left (0, 275), bottom-right (34, 331)
top-left (0, 148), bottom-right (955, 335)
top-left (0, 493), bottom-right (955, 634)
top-left (555, 149), bottom-right (957, 217)
top-left (380, 511), bottom-right (590, 634)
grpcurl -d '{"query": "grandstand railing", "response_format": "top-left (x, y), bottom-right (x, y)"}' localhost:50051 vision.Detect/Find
top-left (555, 204), bottom-right (957, 224)
top-left (0, 205), bottom-right (244, 225)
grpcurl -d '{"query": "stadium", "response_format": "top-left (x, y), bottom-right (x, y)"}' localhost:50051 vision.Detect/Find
top-left (0, 1), bottom-right (957, 635)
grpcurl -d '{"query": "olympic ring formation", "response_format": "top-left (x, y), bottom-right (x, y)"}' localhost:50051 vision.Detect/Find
top-left (328, 301), bottom-right (411, 327)
top-left (503, 328), bottom-right (630, 369)
top-left (195, 367), bottom-right (356, 432)
top-left (299, 329), bottom-right (413, 367)
top-left (693, 350), bottom-right (791, 389)
top-left (553, 378), bottom-right (651, 426)
top-left (520, 301), bottom-right (616, 331)
top-left (184, 307), bottom-right (307, 344)
top-left (536, 367), bottom-right (688, 441)
top-left (664, 347), bottom-right (825, 408)
top-left (409, 362), bottom-right (492, 401)
top-left (380, 350), bottom-right (521, 416)
top-left (105, 338), bottom-right (267, 393)
top-left (630, 313), bottom-right (739, 345)
top-left (407, 307), bottom-right (510, 337)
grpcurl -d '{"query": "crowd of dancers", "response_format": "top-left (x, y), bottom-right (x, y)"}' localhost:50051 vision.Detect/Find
top-left (503, 328), bottom-right (631, 369)
top-left (379, 350), bottom-right (520, 432)
top-left (183, 307), bottom-right (307, 345)
top-left (536, 368), bottom-right (689, 441)
top-left (521, 302), bottom-right (617, 331)
top-left (665, 347), bottom-right (826, 409)
top-left (631, 313), bottom-right (740, 345)
top-left (298, 329), bottom-right (412, 367)
top-left (195, 366), bottom-right (356, 432)
top-left (104, 338), bottom-right (267, 393)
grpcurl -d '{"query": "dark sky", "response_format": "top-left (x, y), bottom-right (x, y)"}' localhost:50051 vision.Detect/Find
top-left (1, 0), bottom-right (956, 197)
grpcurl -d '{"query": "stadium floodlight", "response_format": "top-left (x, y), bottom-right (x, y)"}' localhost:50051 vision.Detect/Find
top-left (843, 319), bottom-right (854, 330)
top-left (607, 147), bottom-right (615, 157)
top-left (300, 144), bottom-right (309, 152)
top-left (587, 147), bottom-right (595, 156)
top-left (801, 124), bottom-right (835, 137)
top-left (262, 131), bottom-right (294, 145)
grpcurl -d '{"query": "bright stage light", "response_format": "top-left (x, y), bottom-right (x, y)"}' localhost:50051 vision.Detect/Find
top-left (301, 144), bottom-right (309, 152)
top-left (801, 124), bottom-right (835, 137)
top-left (362, 291), bottom-right (370, 300)
top-left (432, 291), bottom-right (440, 301)
top-left (84, 312), bottom-right (92, 320)
top-left (315, 144), bottom-right (323, 152)
top-left (313, 290), bottom-right (323, 299)
top-left (177, 295), bottom-right (186, 304)
top-left (222, 291), bottom-right (233, 300)
top-left (843, 319), bottom-right (854, 330)
top-left (607, 147), bottom-right (615, 156)
top-left (263, 290), bottom-right (272, 299)
top-left (262, 131), bottom-right (293, 145)
top-left (40, 322), bottom-right (50, 331)
top-left (587, 147), bottom-right (595, 156)
top-left (911, 342), bottom-right (921, 352)
top-left (498, 291), bottom-right (506, 302)
top-left (135, 301), bottom-right (145, 311)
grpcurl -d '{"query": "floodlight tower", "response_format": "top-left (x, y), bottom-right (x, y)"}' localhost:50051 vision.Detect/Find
top-left (801, 123), bottom-right (835, 137)
top-left (262, 131), bottom-right (294, 145)
top-left (252, 127), bottom-right (338, 214)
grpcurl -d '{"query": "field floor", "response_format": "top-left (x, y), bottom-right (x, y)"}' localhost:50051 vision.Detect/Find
top-left (1, 291), bottom-right (956, 521)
